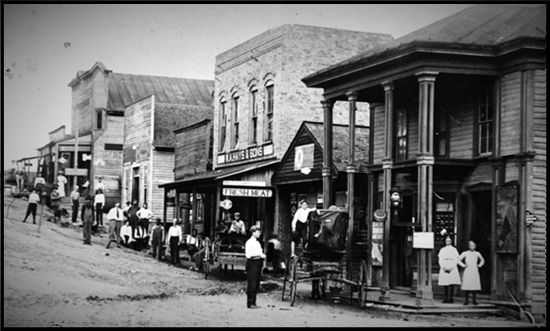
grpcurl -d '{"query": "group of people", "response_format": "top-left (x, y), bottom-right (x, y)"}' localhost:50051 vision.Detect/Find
top-left (438, 236), bottom-right (486, 305)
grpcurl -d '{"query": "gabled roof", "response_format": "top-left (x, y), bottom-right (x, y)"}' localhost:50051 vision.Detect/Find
top-left (108, 73), bottom-right (214, 110)
top-left (304, 4), bottom-right (546, 83)
top-left (303, 122), bottom-right (369, 172)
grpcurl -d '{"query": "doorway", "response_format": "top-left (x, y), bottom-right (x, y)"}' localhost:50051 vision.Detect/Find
top-left (470, 190), bottom-right (492, 294)
top-left (132, 167), bottom-right (140, 204)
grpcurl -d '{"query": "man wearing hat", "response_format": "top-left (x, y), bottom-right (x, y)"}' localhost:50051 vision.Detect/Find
top-left (245, 225), bottom-right (265, 309)
top-left (228, 212), bottom-right (246, 235)
top-left (81, 196), bottom-right (95, 245)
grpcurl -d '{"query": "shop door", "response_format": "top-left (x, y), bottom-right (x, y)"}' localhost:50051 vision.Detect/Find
top-left (471, 191), bottom-right (492, 294)
top-left (132, 168), bottom-right (140, 204)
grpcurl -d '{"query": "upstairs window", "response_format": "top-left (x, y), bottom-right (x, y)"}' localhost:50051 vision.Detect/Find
top-left (264, 83), bottom-right (274, 142)
top-left (96, 109), bottom-right (103, 129)
top-left (231, 95), bottom-right (239, 149)
top-left (219, 99), bottom-right (227, 152)
top-left (249, 89), bottom-right (258, 145)
top-left (478, 89), bottom-right (494, 155)
top-left (434, 109), bottom-right (448, 157)
top-left (394, 108), bottom-right (408, 161)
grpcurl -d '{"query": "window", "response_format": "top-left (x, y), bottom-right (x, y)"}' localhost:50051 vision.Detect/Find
top-left (219, 100), bottom-right (227, 152)
top-left (231, 95), bottom-right (239, 149)
top-left (478, 89), bottom-right (494, 155)
top-left (250, 89), bottom-right (258, 145)
top-left (104, 143), bottom-right (123, 151)
top-left (434, 110), bottom-right (448, 157)
top-left (96, 109), bottom-right (102, 129)
top-left (264, 84), bottom-right (274, 142)
top-left (394, 108), bottom-right (408, 161)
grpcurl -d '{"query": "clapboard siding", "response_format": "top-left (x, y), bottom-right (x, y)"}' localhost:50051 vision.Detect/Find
top-left (93, 114), bottom-right (124, 202)
top-left (124, 97), bottom-right (153, 150)
top-left (407, 106), bottom-right (419, 159)
top-left (500, 72), bottom-right (522, 156)
top-left (71, 78), bottom-right (94, 136)
top-left (530, 69), bottom-right (546, 309)
top-left (274, 133), bottom-right (323, 183)
top-left (505, 160), bottom-right (520, 182)
top-left (372, 105), bottom-right (385, 164)
top-left (174, 121), bottom-right (212, 180)
top-left (449, 101), bottom-right (475, 158)
top-left (152, 150), bottom-right (175, 219)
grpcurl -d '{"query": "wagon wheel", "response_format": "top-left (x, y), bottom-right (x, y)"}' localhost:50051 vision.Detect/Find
top-left (289, 257), bottom-right (298, 307)
top-left (281, 257), bottom-right (291, 301)
top-left (358, 260), bottom-right (367, 308)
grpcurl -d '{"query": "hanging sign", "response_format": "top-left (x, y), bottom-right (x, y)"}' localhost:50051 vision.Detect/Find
top-left (294, 144), bottom-right (314, 171)
top-left (220, 199), bottom-right (233, 210)
top-left (371, 221), bottom-right (384, 266)
top-left (413, 232), bottom-right (434, 249)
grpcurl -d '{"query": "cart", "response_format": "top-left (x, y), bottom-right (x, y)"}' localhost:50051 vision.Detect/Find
top-left (204, 232), bottom-right (248, 279)
top-left (281, 210), bottom-right (368, 308)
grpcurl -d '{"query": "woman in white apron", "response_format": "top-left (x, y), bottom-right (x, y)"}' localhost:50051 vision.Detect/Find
top-left (438, 236), bottom-right (465, 303)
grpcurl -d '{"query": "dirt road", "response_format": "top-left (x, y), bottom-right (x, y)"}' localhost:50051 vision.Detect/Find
top-left (3, 196), bottom-right (535, 327)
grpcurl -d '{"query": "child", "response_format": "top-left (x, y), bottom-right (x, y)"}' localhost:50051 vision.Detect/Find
top-left (459, 240), bottom-right (485, 305)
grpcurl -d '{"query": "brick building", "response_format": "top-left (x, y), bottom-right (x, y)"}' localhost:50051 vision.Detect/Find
top-left (161, 24), bottom-right (392, 245)
top-left (303, 4), bottom-right (546, 320)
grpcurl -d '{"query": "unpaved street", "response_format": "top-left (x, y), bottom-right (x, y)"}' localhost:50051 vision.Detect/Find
top-left (3, 196), bottom-right (535, 327)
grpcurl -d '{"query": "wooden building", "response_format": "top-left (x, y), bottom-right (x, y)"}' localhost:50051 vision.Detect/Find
top-left (122, 82), bottom-right (214, 224)
top-left (161, 24), bottom-right (391, 242)
top-left (302, 4), bottom-right (546, 319)
top-left (272, 121), bottom-right (370, 280)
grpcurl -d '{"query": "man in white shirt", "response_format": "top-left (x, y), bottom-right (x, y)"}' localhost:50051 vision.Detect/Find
top-left (70, 185), bottom-right (80, 223)
top-left (120, 220), bottom-right (132, 247)
top-left (245, 225), bottom-right (265, 309)
top-left (136, 203), bottom-right (154, 236)
top-left (291, 200), bottom-right (318, 257)
top-left (106, 202), bottom-right (124, 249)
top-left (23, 189), bottom-right (41, 224)
top-left (185, 229), bottom-right (200, 257)
top-left (228, 212), bottom-right (247, 235)
top-left (167, 219), bottom-right (183, 265)
top-left (96, 177), bottom-right (106, 193)
top-left (93, 190), bottom-right (105, 227)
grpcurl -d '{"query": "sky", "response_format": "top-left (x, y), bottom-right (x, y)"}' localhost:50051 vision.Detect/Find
top-left (3, 3), bottom-right (476, 171)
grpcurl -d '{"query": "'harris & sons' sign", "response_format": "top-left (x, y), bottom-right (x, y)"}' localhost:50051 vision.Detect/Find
top-left (217, 144), bottom-right (274, 165)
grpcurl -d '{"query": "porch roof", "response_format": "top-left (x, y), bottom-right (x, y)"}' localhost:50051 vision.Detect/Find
top-left (303, 4), bottom-right (546, 88)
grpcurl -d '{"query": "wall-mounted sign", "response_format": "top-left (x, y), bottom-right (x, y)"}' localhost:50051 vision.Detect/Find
top-left (413, 232), bottom-right (434, 249)
top-left (64, 168), bottom-right (88, 176)
top-left (294, 144), bottom-right (314, 171)
top-left (222, 180), bottom-right (267, 187)
top-left (217, 143), bottom-right (274, 165)
top-left (220, 199), bottom-right (233, 210)
top-left (371, 221), bottom-right (384, 266)
top-left (94, 175), bottom-right (120, 191)
top-left (222, 187), bottom-right (273, 198)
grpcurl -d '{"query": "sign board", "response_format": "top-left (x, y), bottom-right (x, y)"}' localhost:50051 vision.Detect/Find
top-left (64, 168), bottom-right (89, 176)
top-left (413, 232), bottom-right (434, 249)
top-left (218, 143), bottom-right (274, 165)
top-left (94, 175), bottom-right (120, 191)
top-left (371, 221), bottom-right (384, 266)
top-left (294, 144), bottom-right (314, 171)
top-left (222, 180), bottom-right (267, 187)
top-left (222, 187), bottom-right (273, 198)
top-left (220, 199), bottom-right (233, 209)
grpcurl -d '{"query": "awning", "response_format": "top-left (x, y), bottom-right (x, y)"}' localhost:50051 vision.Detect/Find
top-left (159, 159), bottom-right (279, 191)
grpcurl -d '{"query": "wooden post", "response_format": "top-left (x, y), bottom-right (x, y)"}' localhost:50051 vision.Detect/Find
top-left (346, 91), bottom-right (357, 281)
top-left (380, 81), bottom-right (394, 301)
top-left (415, 71), bottom-right (437, 306)
top-left (321, 99), bottom-right (334, 209)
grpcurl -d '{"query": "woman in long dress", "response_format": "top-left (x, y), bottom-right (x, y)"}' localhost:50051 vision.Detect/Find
top-left (459, 240), bottom-right (485, 305)
top-left (57, 171), bottom-right (67, 198)
top-left (438, 236), bottom-right (465, 303)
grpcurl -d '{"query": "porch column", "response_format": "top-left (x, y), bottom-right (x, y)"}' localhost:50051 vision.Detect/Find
top-left (345, 91), bottom-right (358, 281)
top-left (321, 99), bottom-right (335, 209)
top-left (380, 81), bottom-right (394, 301)
top-left (415, 71), bottom-right (437, 306)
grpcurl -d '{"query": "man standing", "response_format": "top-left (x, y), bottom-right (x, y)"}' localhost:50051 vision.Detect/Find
top-left (245, 225), bottom-right (266, 309)
top-left (70, 185), bottom-right (80, 223)
top-left (151, 218), bottom-right (165, 261)
top-left (136, 203), bottom-right (153, 236)
top-left (106, 202), bottom-right (124, 249)
top-left (93, 189), bottom-right (105, 227)
top-left (81, 196), bottom-right (94, 245)
top-left (291, 200), bottom-right (318, 257)
top-left (228, 212), bottom-right (246, 234)
top-left (50, 186), bottom-right (61, 223)
top-left (22, 189), bottom-right (40, 224)
top-left (167, 219), bottom-right (183, 266)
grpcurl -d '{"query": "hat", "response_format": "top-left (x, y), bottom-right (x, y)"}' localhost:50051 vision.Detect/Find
top-left (58, 171), bottom-right (64, 174)
top-left (234, 212), bottom-right (241, 216)
top-left (250, 225), bottom-right (260, 232)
